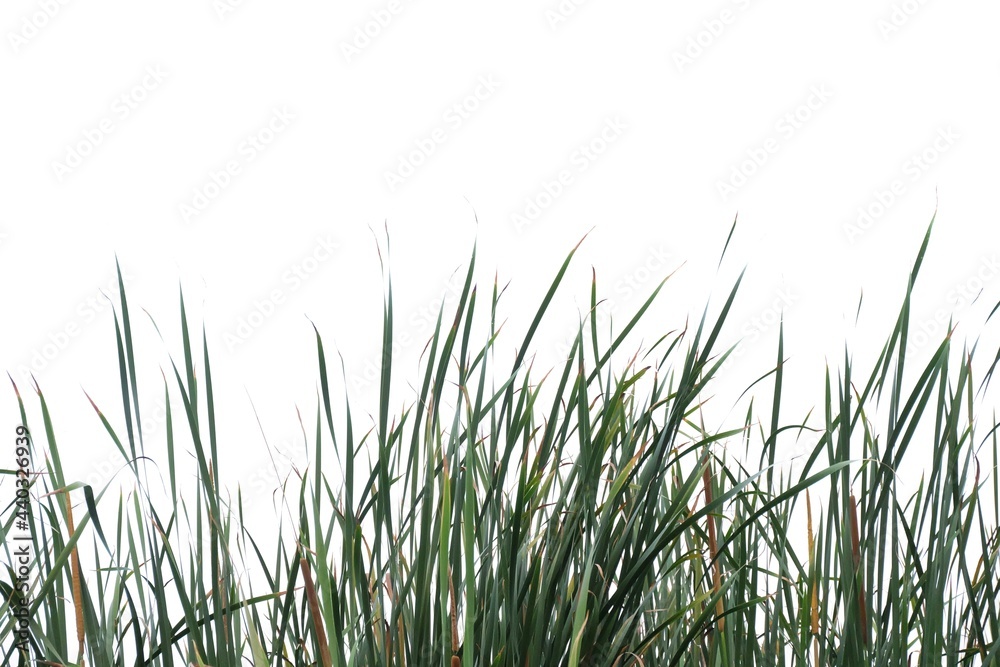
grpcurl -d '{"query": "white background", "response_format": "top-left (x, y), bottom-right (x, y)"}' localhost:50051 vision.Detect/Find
top-left (2, 0), bottom-right (999, 528)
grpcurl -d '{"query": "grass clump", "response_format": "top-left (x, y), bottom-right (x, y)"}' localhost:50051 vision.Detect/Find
top-left (3, 216), bottom-right (1000, 666)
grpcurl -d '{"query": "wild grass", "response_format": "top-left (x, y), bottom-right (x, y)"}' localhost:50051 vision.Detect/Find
top-left (3, 216), bottom-right (1000, 666)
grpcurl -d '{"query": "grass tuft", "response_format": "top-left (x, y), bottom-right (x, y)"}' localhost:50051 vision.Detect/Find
top-left (3, 217), bottom-right (1000, 665)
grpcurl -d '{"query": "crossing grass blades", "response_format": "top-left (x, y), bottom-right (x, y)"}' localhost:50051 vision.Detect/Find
top-left (3, 215), bottom-right (1000, 665)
